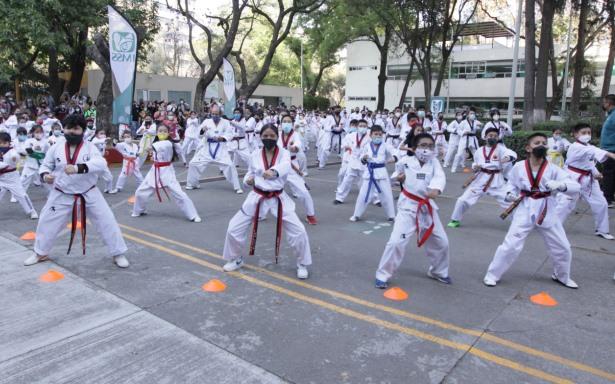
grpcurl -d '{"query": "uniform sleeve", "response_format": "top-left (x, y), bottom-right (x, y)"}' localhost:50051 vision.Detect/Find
top-left (591, 145), bottom-right (610, 163)
top-left (503, 146), bottom-right (518, 161)
top-left (174, 142), bottom-right (186, 163)
top-left (222, 122), bottom-right (235, 142)
top-left (428, 161), bottom-right (446, 192)
top-left (83, 145), bottom-right (108, 174)
top-left (502, 122), bottom-right (513, 137)
top-left (39, 145), bottom-right (57, 175)
top-left (270, 151), bottom-right (291, 179)
top-left (385, 143), bottom-right (397, 162)
top-left (243, 154), bottom-right (255, 184)
top-left (553, 165), bottom-right (580, 195)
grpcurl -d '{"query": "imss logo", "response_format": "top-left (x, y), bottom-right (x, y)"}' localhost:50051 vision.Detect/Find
top-left (111, 32), bottom-right (136, 62)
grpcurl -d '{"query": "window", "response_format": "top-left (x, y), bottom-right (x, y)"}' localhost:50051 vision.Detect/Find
top-left (348, 96), bottom-right (376, 101)
top-left (168, 90), bottom-right (192, 105)
top-left (136, 89), bottom-right (161, 101)
top-left (451, 60), bottom-right (525, 79)
top-left (349, 65), bottom-right (377, 71)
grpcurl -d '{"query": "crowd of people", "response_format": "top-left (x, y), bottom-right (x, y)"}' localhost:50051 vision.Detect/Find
top-left (1, 89), bottom-right (614, 286)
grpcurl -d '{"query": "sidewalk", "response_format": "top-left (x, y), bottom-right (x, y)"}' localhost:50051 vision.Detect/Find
top-left (0, 233), bottom-right (286, 384)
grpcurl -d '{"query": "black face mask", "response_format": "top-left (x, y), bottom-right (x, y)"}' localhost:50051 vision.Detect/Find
top-left (262, 138), bottom-right (277, 150)
top-left (0, 147), bottom-right (10, 155)
top-left (532, 145), bottom-right (547, 158)
top-left (65, 133), bottom-right (83, 145)
top-left (487, 138), bottom-right (498, 146)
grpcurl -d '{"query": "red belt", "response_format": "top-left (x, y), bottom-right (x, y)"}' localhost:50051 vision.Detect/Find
top-left (123, 156), bottom-right (137, 176)
top-left (0, 167), bottom-right (16, 175)
top-left (480, 168), bottom-right (501, 192)
top-left (154, 161), bottom-right (171, 202)
top-left (55, 185), bottom-right (95, 255)
top-left (401, 189), bottom-right (434, 247)
top-left (568, 165), bottom-right (593, 196)
top-left (250, 187), bottom-right (283, 263)
top-left (520, 190), bottom-right (551, 225)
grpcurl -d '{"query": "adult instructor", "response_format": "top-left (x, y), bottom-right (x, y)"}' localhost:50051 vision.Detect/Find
top-left (601, 94), bottom-right (615, 208)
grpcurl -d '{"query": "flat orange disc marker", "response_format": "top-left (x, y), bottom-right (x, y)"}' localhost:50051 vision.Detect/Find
top-left (202, 279), bottom-right (226, 292)
top-left (383, 287), bottom-right (408, 301)
top-left (39, 269), bottom-right (65, 283)
top-left (530, 292), bottom-right (558, 307)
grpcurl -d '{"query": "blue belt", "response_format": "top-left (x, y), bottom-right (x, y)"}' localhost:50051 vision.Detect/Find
top-left (207, 139), bottom-right (220, 158)
top-left (365, 163), bottom-right (385, 202)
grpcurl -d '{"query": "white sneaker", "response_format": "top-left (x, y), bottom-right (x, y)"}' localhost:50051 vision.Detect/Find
top-left (551, 274), bottom-right (578, 289)
top-left (113, 255), bottom-right (130, 268)
top-left (23, 254), bottom-right (49, 266)
top-left (192, 216), bottom-right (202, 223)
top-left (108, 189), bottom-right (118, 195)
top-left (131, 212), bottom-right (144, 217)
top-left (223, 258), bottom-right (244, 272)
top-left (595, 232), bottom-right (614, 240)
top-left (483, 276), bottom-right (497, 287)
top-left (186, 185), bottom-right (199, 190)
top-left (10, 196), bottom-right (17, 203)
top-left (349, 216), bottom-right (358, 222)
top-left (236, 189), bottom-right (244, 194)
top-left (297, 264), bottom-right (309, 279)
top-left (30, 210), bottom-right (39, 220)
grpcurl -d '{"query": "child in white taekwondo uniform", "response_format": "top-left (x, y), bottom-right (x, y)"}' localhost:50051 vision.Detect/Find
top-left (114, 131), bottom-right (143, 192)
top-left (375, 133), bottom-right (450, 288)
top-left (244, 108), bottom-right (258, 153)
top-left (90, 129), bottom-right (117, 194)
top-left (182, 110), bottom-right (201, 159)
top-left (23, 115), bottom-right (129, 268)
top-left (186, 105), bottom-right (243, 193)
top-left (451, 110), bottom-right (481, 173)
top-left (547, 127), bottom-right (570, 168)
top-left (0, 132), bottom-right (38, 219)
top-left (336, 119), bottom-right (358, 187)
top-left (222, 123), bottom-right (312, 280)
top-left (132, 124), bottom-right (201, 222)
top-left (385, 108), bottom-right (403, 148)
top-left (228, 108), bottom-right (252, 167)
top-left (21, 125), bottom-right (49, 193)
top-left (47, 123), bottom-right (64, 147)
top-left (481, 108), bottom-right (512, 143)
top-left (483, 133), bottom-right (581, 288)
top-left (350, 125), bottom-right (398, 222)
top-left (447, 127), bottom-right (517, 228)
top-left (335, 120), bottom-right (371, 204)
top-left (319, 107), bottom-right (346, 168)
top-left (278, 115), bottom-right (318, 225)
top-left (431, 113), bottom-right (448, 160)
top-left (137, 117), bottom-right (157, 165)
top-left (556, 123), bottom-right (615, 240)
top-left (443, 112), bottom-right (464, 168)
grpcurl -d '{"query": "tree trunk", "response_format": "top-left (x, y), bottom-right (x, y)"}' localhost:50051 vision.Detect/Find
top-left (307, 64), bottom-right (328, 96)
top-left (66, 29), bottom-right (89, 96)
top-left (96, 72), bottom-right (114, 137)
top-left (602, 6), bottom-right (615, 98)
top-left (48, 48), bottom-right (63, 104)
top-left (533, 0), bottom-right (555, 123)
top-left (398, 60), bottom-right (415, 108)
top-left (546, 37), bottom-right (561, 118)
top-left (376, 25), bottom-right (391, 110)
top-left (523, 0), bottom-right (536, 130)
top-left (570, 0), bottom-right (588, 117)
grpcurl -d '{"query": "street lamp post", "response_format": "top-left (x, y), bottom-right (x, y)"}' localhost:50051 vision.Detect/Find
top-left (507, 0), bottom-right (523, 128)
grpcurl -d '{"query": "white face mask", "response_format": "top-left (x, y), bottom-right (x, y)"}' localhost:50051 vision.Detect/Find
top-left (468, 113), bottom-right (476, 121)
top-left (578, 134), bottom-right (591, 144)
top-left (124, 137), bottom-right (132, 144)
top-left (34, 133), bottom-right (43, 140)
top-left (415, 148), bottom-right (434, 162)
top-left (395, 112), bottom-right (401, 118)
top-left (492, 114), bottom-right (500, 121)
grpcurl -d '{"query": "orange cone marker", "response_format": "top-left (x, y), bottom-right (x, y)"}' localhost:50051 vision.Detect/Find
top-left (39, 269), bottom-right (64, 283)
top-left (530, 291), bottom-right (558, 307)
top-left (463, 167), bottom-right (471, 173)
top-left (20, 231), bottom-right (36, 241)
top-left (383, 287), bottom-right (408, 301)
top-left (202, 279), bottom-right (226, 292)
top-left (127, 196), bottom-right (136, 204)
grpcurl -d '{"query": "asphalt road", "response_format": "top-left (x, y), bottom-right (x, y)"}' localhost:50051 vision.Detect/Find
top-left (1, 151), bottom-right (614, 384)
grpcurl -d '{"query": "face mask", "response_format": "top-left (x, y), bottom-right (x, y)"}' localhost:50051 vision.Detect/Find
top-left (167, 115), bottom-right (173, 120)
top-left (358, 127), bottom-right (368, 135)
top-left (97, 135), bottom-right (106, 141)
top-left (124, 138), bottom-right (132, 144)
top-left (456, 116), bottom-right (462, 122)
top-left (492, 114), bottom-right (500, 122)
top-left (531, 145), bottom-right (547, 158)
top-left (348, 126), bottom-right (357, 133)
top-left (553, 134), bottom-right (561, 141)
top-left (64, 133), bottom-right (83, 145)
top-left (233, 113), bottom-right (241, 120)
top-left (18, 135), bottom-right (27, 142)
top-left (282, 123), bottom-right (293, 133)
top-left (468, 114), bottom-right (476, 121)
top-left (53, 130), bottom-right (62, 137)
top-left (157, 133), bottom-right (169, 141)
top-left (0, 147), bottom-right (9, 154)
top-left (372, 137), bottom-right (383, 145)
top-left (34, 133), bottom-right (43, 140)
top-left (395, 112), bottom-right (401, 118)
top-left (487, 138), bottom-right (498, 146)
top-left (145, 121), bottom-right (152, 126)
top-left (578, 134), bottom-right (591, 144)
top-left (416, 148), bottom-right (434, 162)
top-left (262, 138), bottom-right (277, 150)
top-left (418, 111), bottom-right (425, 118)
top-left (212, 116), bottom-right (220, 123)
top-left (438, 116), bottom-right (443, 121)
top-left (87, 124), bottom-right (94, 129)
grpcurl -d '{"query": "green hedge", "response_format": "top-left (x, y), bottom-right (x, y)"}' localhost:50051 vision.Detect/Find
top-left (303, 95), bottom-right (330, 111)
top-left (503, 130), bottom-right (554, 160)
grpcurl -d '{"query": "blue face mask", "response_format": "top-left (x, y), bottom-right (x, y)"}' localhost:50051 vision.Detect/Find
top-left (233, 113), bottom-right (241, 121)
top-left (348, 126), bottom-right (357, 133)
top-left (358, 127), bottom-right (368, 135)
top-left (282, 123), bottom-right (293, 133)
top-left (212, 115), bottom-right (220, 123)
top-left (17, 135), bottom-right (27, 142)
top-left (53, 131), bottom-right (62, 137)
top-left (372, 137), bottom-right (383, 145)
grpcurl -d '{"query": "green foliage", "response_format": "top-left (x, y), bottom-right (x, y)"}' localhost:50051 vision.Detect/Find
top-left (303, 94), bottom-right (330, 110)
top-left (503, 130), bottom-right (553, 160)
